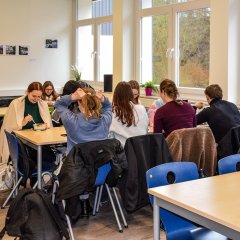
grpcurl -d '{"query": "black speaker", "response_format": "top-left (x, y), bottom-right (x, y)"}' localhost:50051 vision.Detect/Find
top-left (104, 74), bottom-right (113, 92)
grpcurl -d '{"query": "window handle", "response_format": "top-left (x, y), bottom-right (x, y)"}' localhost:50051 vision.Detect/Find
top-left (166, 48), bottom-right (174, 58)
top-left (166, 49), bottom-right (170, 58)
top-left (91, 51), bottom-right (97, 58)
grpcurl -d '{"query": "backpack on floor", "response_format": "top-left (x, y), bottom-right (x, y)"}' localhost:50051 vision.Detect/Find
top-left (0, 188), bottom-right (70, 240)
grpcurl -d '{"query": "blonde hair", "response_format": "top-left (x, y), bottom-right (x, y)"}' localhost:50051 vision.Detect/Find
top-left (81, 88), bottom-right (101, 120)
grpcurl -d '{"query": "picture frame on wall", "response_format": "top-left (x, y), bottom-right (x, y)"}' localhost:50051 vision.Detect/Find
top-left (0, 45), bottom-right (4, 55)
top-left (19, 45), bottom-right (30, 55)
top-left (6, 45), bottom-right (16, 55)
top-left (45, 39), bottom-right (58, 48)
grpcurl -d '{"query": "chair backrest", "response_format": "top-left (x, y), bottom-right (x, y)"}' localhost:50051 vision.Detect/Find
top-left (4, 130), bottom-right (19, 170)
top-left (95, 162), bottom-right (111, 186)
top-left (4, 130), bottom-right (29, 179)
top-left (146, 162), bottom-right (199, 233)
top-left (218, 154), bottom-right (240, 174)
top-left (166, 127), bottom-right (217, 176)
top-left (217, 126), bottom-right (240, 160)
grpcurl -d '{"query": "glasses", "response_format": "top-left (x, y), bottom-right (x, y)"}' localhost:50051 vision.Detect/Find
top-left (45, 88), bottom-right (53, 91)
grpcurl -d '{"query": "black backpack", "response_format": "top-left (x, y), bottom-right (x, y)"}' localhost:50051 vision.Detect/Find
top-left (0, 188), bottom-right (70, 240)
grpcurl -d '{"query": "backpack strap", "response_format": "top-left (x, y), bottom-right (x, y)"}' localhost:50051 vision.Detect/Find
top-left (0, 189), bottom-right (34, 239)
top-left (37, 190), bottom-right (70, 239)
top-left (0, 226), bottom-right (6, 239)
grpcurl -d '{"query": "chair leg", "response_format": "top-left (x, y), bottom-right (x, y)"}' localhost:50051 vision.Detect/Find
top-left (50, 177), bottom-right (74, 240)
top-left (1, 176), bottom-right (23, 208)
top-left (112, 187), bottom-right (128, 228)
top-left (105, 183), bottom-right (123, 233)
top-left (32, 172), bottom-right (53, 190)
top-left (62, 200), bottom-right (75, 240)
top-left (51, 180), bottom-right (59, 204)
top-left (32, 181), bottom-right (38, 189)
top-left (93, 186), bottom-right (100, 216)
top-left (96, 185), bottom-right (103, 212)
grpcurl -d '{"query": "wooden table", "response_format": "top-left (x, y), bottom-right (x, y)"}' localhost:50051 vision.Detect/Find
top-left (14, 126), bottom-right (67, 189)
top-left (0, 107), bottom-right (8, 117)
top-left (148, 172), bottom-right (240, 240)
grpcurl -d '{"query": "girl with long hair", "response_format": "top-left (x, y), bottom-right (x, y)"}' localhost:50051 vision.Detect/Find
top-left (109, 81), bottom-right (148, 146)
top-left (42, 81), bottom-right (59, 106)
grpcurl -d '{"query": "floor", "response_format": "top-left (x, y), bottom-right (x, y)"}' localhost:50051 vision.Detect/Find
top-left (0, 194), bottom-right (166, 240)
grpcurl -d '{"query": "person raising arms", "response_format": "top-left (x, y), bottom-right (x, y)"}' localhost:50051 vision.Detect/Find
top-left (55, 88), bottom-right (112, 153)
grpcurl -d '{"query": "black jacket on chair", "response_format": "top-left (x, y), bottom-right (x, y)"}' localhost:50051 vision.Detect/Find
top-left (57, 138), bottom-right (127, 201)
top-left (118, 133), bottom-right (173, 213)
top-left (217, 126), bottom-right (240, 160)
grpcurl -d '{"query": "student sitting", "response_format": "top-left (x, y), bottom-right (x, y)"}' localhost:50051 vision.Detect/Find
top-left (129, 80), bottom-right (140, 104)
top-left (42, 81), bottom-right (59, 106)
top-left (197, 84), bottom-right (240, 143)
top-left (154, 79), bottom-right (196, 137)
top-left (109, 81), bottom-right (148, 146)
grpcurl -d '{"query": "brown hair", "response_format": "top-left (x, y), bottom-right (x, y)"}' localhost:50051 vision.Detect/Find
top-left (204, 84), bottom-right (223, 100)
top-left (129, 80), bottom-right (140, 104)
top-left (112, 82), bottom-right (135, 127)
top-left (27, 82), bottom-right (43, 93)
top-left (80, 88), bottom-right (101, 120)
top-left (42, 81), bottom-right (58, 101)
top-left (160, 79), bottom-right (182, 105)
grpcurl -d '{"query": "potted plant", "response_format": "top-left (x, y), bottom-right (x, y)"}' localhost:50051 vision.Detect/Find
top-left (71, 65), bottom-right (81, 81)
top-left (141, 81), bottom-right (158, 96)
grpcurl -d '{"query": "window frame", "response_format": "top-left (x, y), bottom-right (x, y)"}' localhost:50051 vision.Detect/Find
top-left (136, 0), bottom-right (210, 98)
top-left (74, 1), bottom-right (113, 85)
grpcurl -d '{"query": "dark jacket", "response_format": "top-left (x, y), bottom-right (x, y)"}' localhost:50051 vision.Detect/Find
top-left (57, 138), bottom-right (127, 200)
top-left (118, 133), bottom-right (173, 213)
top-left (197, 99), bottom-right (240, 143)
top-left (217, 126), bottom-right (240, 160)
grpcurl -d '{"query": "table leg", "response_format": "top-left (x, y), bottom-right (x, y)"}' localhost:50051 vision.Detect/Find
top-left (153, 196), bottom-right (160, 240)
top-left (37, 145), bottom-right (42, 189)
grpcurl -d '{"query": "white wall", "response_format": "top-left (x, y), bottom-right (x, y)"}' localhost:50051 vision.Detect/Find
top-left (228, 0), bottom-right (240, 104)
top-left (0, 0), bottom-right (73, 96)
top-left (210, 0), bottom-right (240, 104)
top-left (1, 0), bottom-right (240, 105)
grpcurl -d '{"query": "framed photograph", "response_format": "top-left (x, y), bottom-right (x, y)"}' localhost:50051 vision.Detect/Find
top-left (45, 39), bottom-right (58, 48)
top-left (19, 45), bottom-right (30, 55)
top-left (6, 45), bottom-right (16, 55)
top-left (0, 45), bottom-right (4, 55)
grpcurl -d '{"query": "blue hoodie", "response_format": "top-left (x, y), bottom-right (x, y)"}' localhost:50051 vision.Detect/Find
top-left (55, 95), bottom-right (112, 153)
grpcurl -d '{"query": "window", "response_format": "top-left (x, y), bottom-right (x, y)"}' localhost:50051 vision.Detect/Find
top-left (139, 0), bottom-right (210, 90)
top-left (177, 8), bottom-right (210, 88)
top-left (76, 0), bottom-right (113, 82)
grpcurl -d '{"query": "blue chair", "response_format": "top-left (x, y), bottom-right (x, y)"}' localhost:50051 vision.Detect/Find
top-left (93, 162), bottom-right (128, 232)
top-left (2, 130), bottom-right (54, 208)
top-left (218, 154), bottom-right (240, 174)
top-left (146, 162), bottom-right (228, 240)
